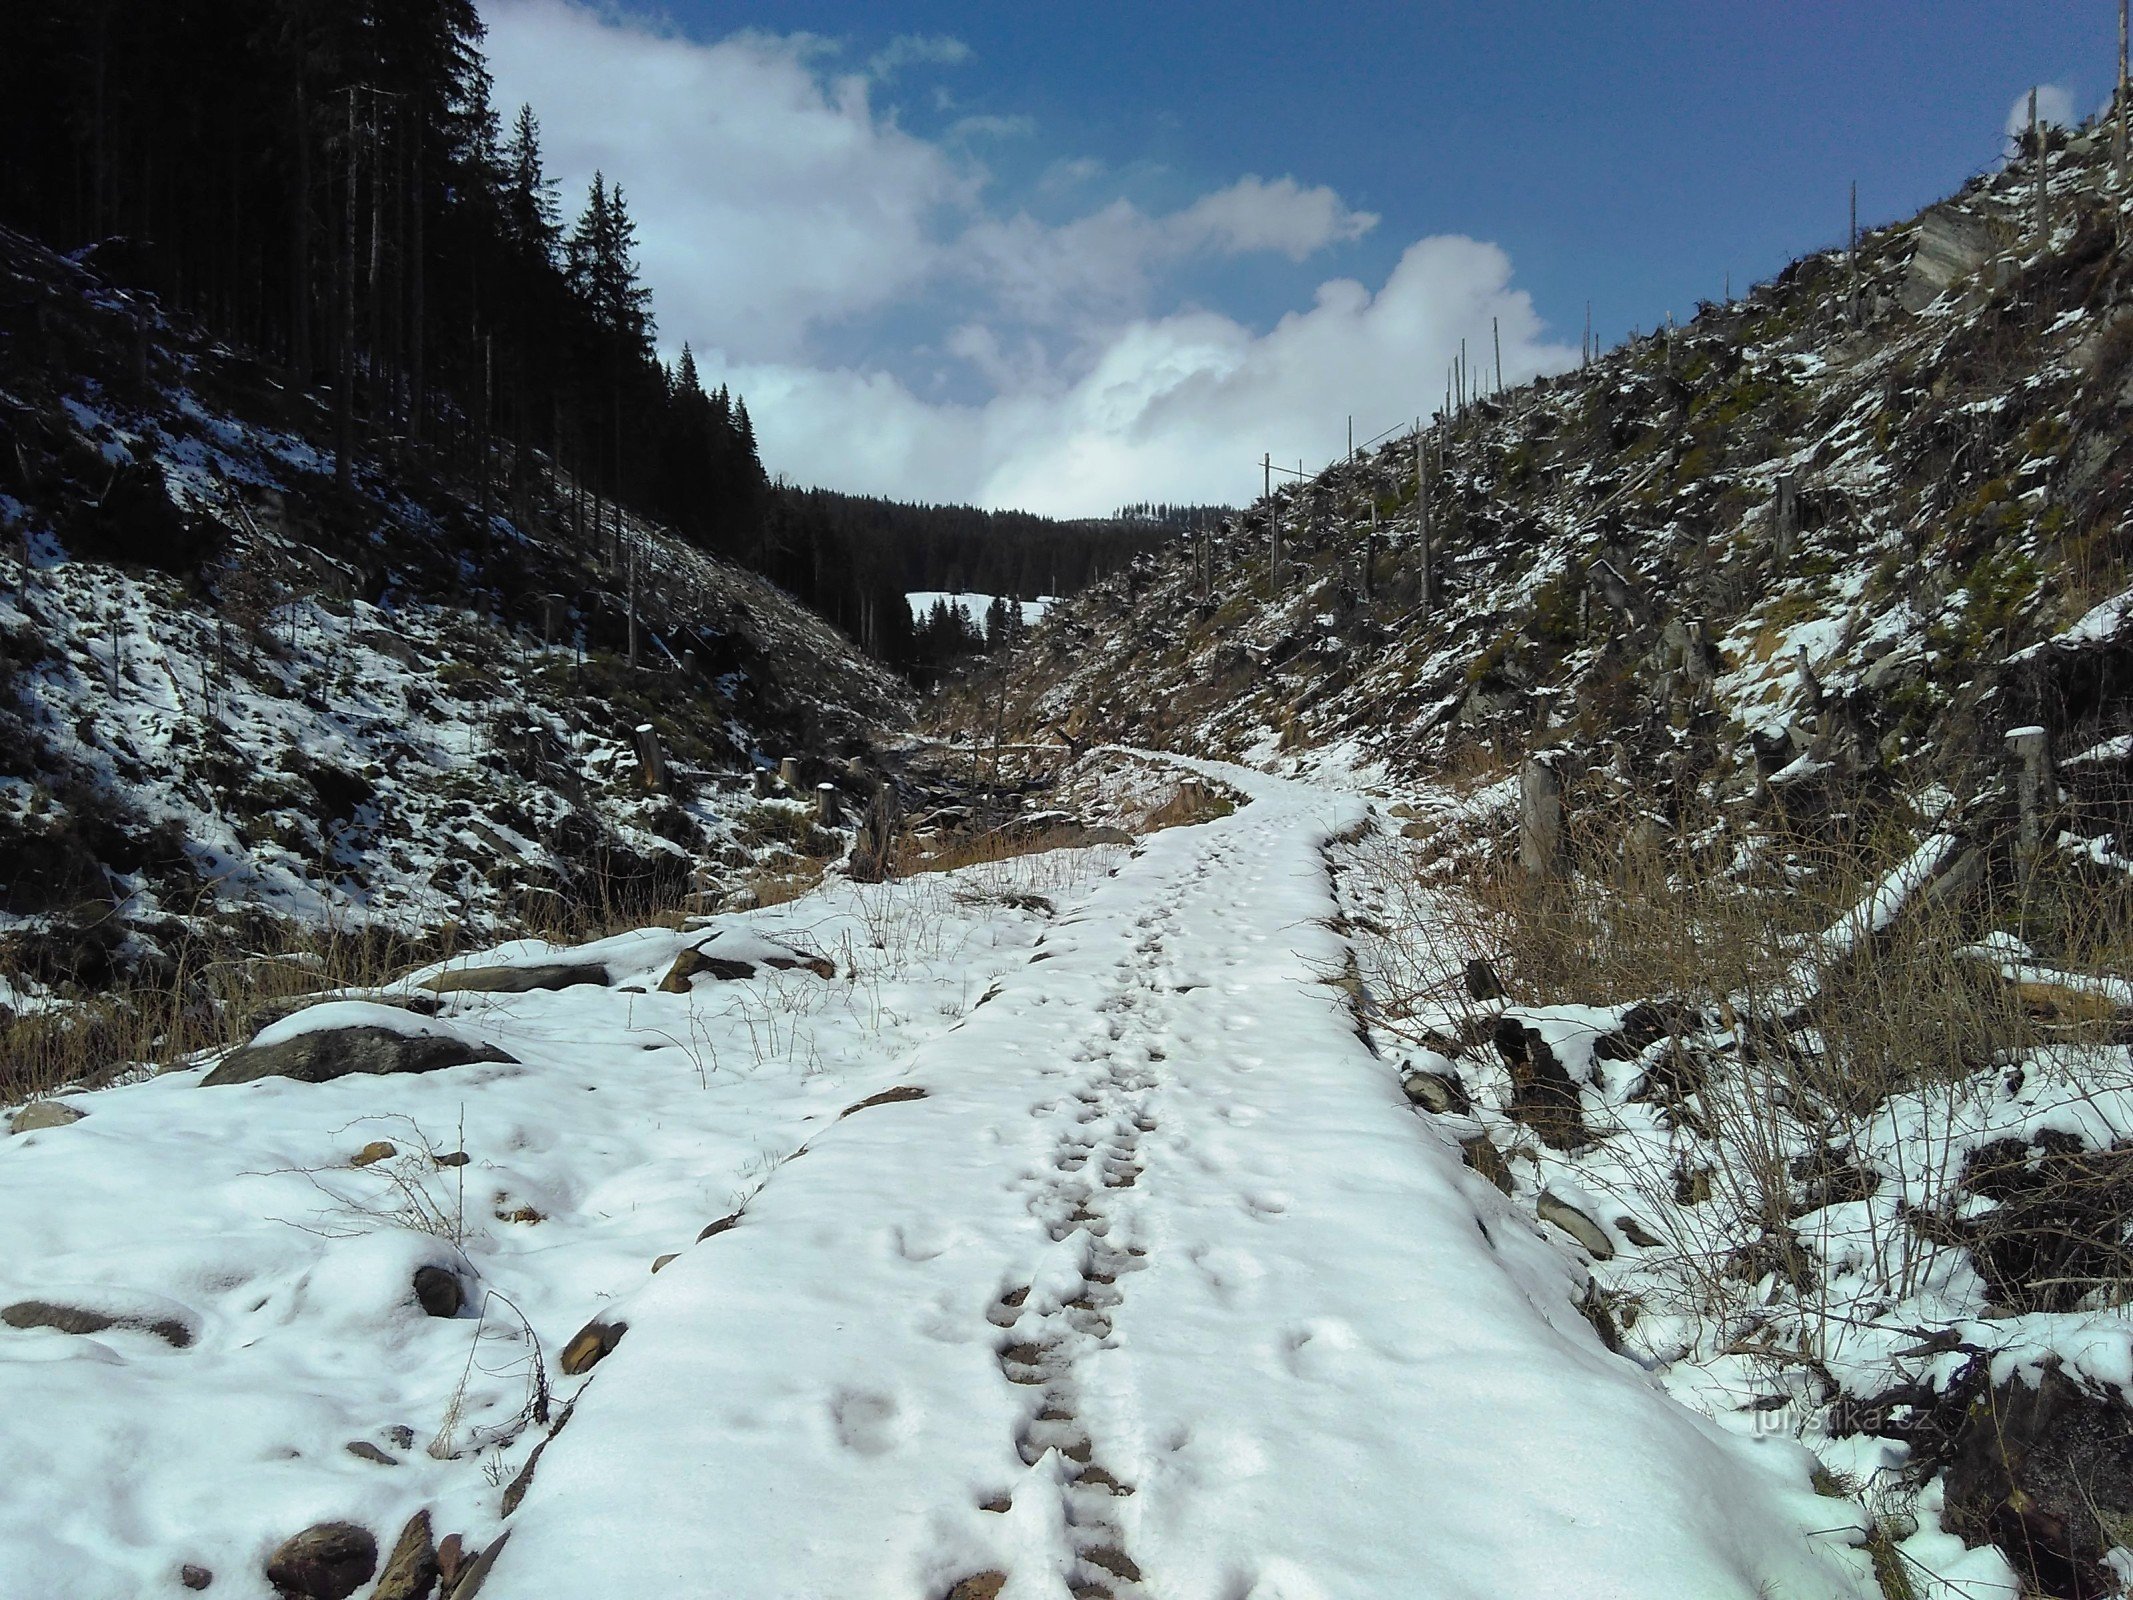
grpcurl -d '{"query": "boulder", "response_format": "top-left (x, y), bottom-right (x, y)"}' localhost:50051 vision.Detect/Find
top-left (1537, 1192), bottom-right (1615, 1260)
top-left (2, 1298), bottom-right (194, 1348)
top-left (180, 1565), bottom-right (213, 1590)
top-left (201, 1026), bottom-right (515, 1087)
top-left (1491, 1017), bottom-right (1591, 1150)
top-left (658, 933), bottom-right (835, 992)
top-left (343, 1441), bottom-right (396, 1467)
top-left (450, 1530), bottom-right (510, 1599)
top-left (658, 947), bottom-right (758, 991)
top-left (8, 1100), bottom-right (84, 1134)
top-left (1400, 1071), bottom-right (1468, 1115)
top-left (372, 1510), bottom-right (439, 1600)
top-left (351, 1141), bottom-right (397, 1167)
top-left (1463, 959), bottom-right (1505, 1002)
top-left (1901, 205), bottom-right (1996, 313)
top-left (559, 1316), bottom-right (626, 1375)
top-left (421, 962), bottom-right (608, 996)
top-left (412, 1265), bottom-right (463, 1318)
top-left (263, 1521), bottom-right (377, 1600)
top-left (1460, 1135), bottom-right (1513, 1195)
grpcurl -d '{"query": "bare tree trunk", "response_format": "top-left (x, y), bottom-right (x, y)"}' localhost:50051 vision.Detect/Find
top-left (334, 92), bottom-right (355, 494)
top-left (289, 74), bottom-right (311, 387)
top-left (409, 117), bottom-right (425, 448)
top-left (2032, 87), bottom-right (2049, 247)
top-left (1416, 434), bottom-right (1432, 613)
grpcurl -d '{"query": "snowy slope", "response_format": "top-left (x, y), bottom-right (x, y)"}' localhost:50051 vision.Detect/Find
top-left (0, 225), bottom-right (912, 1015)
top-left (0, 763), bottom-right (1888, 1598)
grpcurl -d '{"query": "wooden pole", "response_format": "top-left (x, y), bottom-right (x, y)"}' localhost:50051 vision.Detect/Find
top-left (1848, 179), bottom-right (1859, 323)
top-left (634, 723), bottom-right (666, 793)
top-left (1492, 316), bottom-right (1502, 397)
top-left (1416, 434), bottom-right (1432, 613)
top-left (1519, 753), bottom-right (1563, 877)
top-left (2119, 0), bottom-right (2129, 188)
top-left (1363, 503), bottom-right (1375, 603)
top-left (2032, 86), bottom-right (2048, 247)
top-left (1264, 453), bottom-right (1280, 592)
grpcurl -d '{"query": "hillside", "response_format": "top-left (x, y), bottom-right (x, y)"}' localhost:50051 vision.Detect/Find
top-left (0, 226), bottom-right (912, 1038)
top-left (973, 119), bottom-right (2133, 852)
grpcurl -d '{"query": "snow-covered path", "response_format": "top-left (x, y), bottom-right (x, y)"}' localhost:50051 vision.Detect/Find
top-left (486, 765), bottom-right (1870, 1600)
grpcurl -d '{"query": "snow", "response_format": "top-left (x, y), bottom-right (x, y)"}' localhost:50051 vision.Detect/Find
top-left (0, 762), bottom-right (1877, 1598)
top-left (2012, 584), bottom-right (2133, 659)
top-left (249, 1000), bottom-right (458, 1049)
top-left (908, 591), bottom-right (1057, 635)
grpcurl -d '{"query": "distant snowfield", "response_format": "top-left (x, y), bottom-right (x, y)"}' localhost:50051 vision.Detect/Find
top-left (0, 761), bottom-right (1884, 1599)
top-left (908, 591), bottom-right (1056, 635)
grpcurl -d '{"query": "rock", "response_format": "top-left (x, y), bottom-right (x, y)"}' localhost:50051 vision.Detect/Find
top-left (658, 947), bottom-right (757, 991)
top-left (8, 1101), bottom-right (84, 1134)
top-left (698, 1213), bottom-right (741, 1242)
top-left (2, 1298), bottom-right (194, 1348)
top-left (180, 1564), bottom-right (213, 1590)
top-left (351, 1141), bottom-right (397, 1167)
top-left (412, 1266), bottom-right (463, 1318)
top-left (383, 1424), bottom-right (415, 1451)
top-left (1592, 1002), bottom-right (1676, 1061)
top-left (450, 1530), bottom-right (509, 1599)
top-left (943, 1575), bottom-right (1007, 1600)
top-left (1400, 1070), bottom-right (1469, 1114)
top-left (1900, 204), bottom-right (1996, 312)
top-left (1614, 1214), bottom-right (1665, 1248)
top-left (1491, 1017), bottom-right (1591, 1150)
top-left (435, 1151), bottom-right (470, 1168)
top-left (372, 1510), bottom-right (438, 1600)
top-left (1463, 959), bottom-right (1505, 1002)
top-left (434, 1536), bottom-right (466, 1592)
top-left (501, 1433), bottom-right (552, 1516)
top-left (840, 1085), bottom-right (927, 1118)
top-left (422, 962), bottom-right (608, 995)
top-left (650, 1253), bottom-right (677, 1273)
top-left (559, 1316), bottom-right (626, 1375)
top-left (263, 1521), bottom-right (377, 1600)
top-left (344, 1440), bottom-right (396, 1466)
top-left (1941, 1362), bottom-right (2133, 1597)
top-left (1460, 1135), bottom-right (1513, 1195)
top-left (1575, 1281), bottom-right (1622, 1353)
top-left (201, 1026), bottom-right (515, 1087)
top-left (1537, 1191), bottom-right (1615, 1260)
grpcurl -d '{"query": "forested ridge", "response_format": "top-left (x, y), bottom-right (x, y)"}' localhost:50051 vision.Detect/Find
top-left (0, 2), bottom-right (1155, 670)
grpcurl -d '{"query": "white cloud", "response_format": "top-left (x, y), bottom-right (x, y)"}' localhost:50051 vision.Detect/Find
top-left (948, 113), bottom-right (1037, 142)
top-left (866, 33), bottom-right (972, 80)
top-left (708, 237), bottom-right (1573, 517)
top-left (485, 1), bottom-right (1565, 517)
top-left (1171, 175), bottom-right (1379, 260)
top-left (486, 1), bottom-right (970, 361)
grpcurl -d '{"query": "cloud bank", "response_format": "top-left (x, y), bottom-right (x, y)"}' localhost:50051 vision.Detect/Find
top-left (485, 0), bottom-right (1572, 515)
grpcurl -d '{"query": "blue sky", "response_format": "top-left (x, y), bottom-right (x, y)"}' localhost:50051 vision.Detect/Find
top-left (485, 1), bottom-right (2114, 514)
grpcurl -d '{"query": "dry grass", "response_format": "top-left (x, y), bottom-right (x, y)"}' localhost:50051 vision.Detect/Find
top-left (1355, 794), bottom-right (2133, 1321)
top-left (1, 878), bottom-right (714, 1108)
top-left (894, 823), bottom-right (1104, 879)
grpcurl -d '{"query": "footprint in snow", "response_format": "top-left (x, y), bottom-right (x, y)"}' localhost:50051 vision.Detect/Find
top-left (828, 1388), bottom-right (904, 1456)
